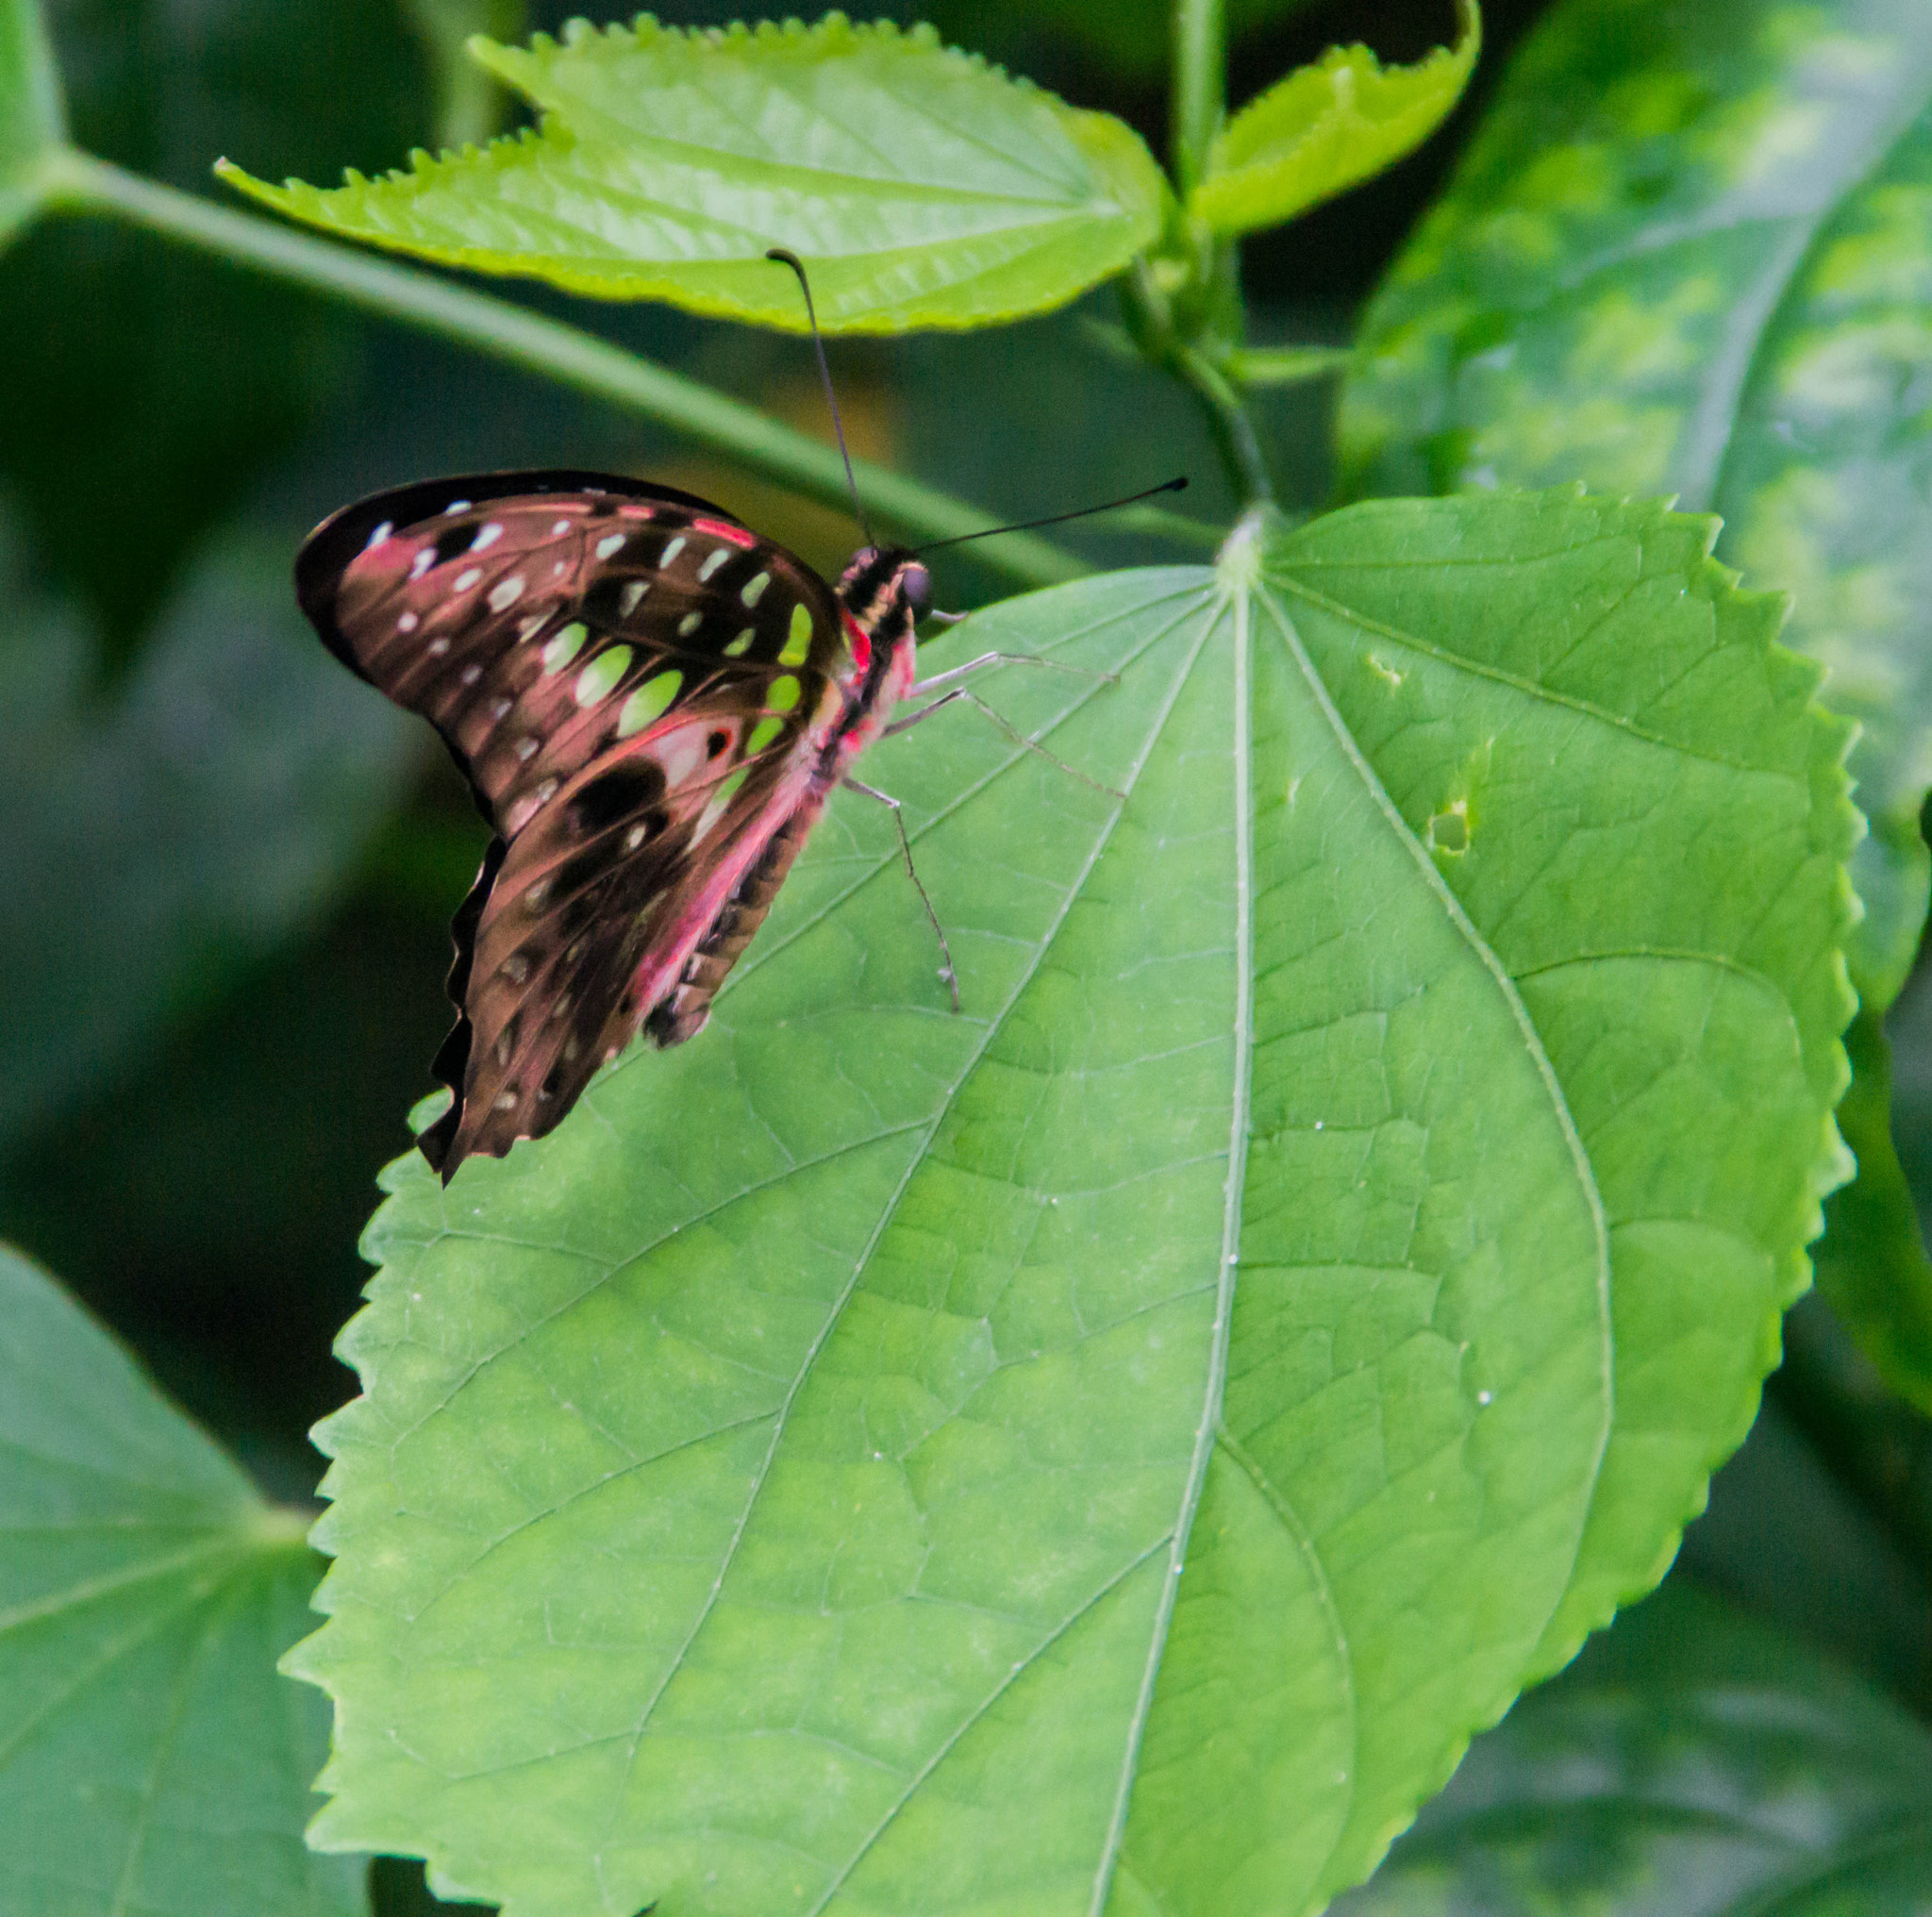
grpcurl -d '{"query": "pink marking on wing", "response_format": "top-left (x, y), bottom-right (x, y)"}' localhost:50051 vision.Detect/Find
top-left (625, 777), bottom-right (828, 1020)
top-left (841, 612), bottom-right (872, 675)
top-left (618, 503), bottom-right (657, 519)
top-left (692, 518), bottom-right (757, 547)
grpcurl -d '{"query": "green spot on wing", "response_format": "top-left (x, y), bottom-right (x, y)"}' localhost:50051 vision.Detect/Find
top-left (574, 643), bottom-right (631, 707)
top-left (542, 621), bottom-right (589, 672)
top-left (617, 669), bottom-right (681, 737)
top-left (766, 675), bottom-right (802, 713)
top-left (744, 714), bottom-right (787, 755)
top-left (780, 603), bottom-right (814, 664)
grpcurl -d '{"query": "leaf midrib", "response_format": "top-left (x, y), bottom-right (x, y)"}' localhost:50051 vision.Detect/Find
top-left (1084, 588), bottom-right (1251, 1917)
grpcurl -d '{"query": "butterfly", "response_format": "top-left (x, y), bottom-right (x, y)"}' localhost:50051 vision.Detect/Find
top-left (296, 467), bottom-right (940, 1181)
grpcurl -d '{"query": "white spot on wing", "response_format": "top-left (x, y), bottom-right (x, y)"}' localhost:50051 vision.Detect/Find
top-left (460, 663), bottom-right (483, 685)
top-left (396, 611), bottom-right (419, 632)
top-left (619, 581), bottom-right (647, 616)
top-left (443, 498), bottom-right (473, 514)
top-left (658, 536), bottom-right (687, 569)
top-left (453, 568), bottom-right (483, 592)
top-left (487, 575), bottom-right (525, 610)
top-left (696, 548), bottom-right (730, 582)
top-left (472, 523), bottom-right (505, 552)
top-left (678, 612), bottom-right (702, 637)
top-left (427, 637), bottom-right (449, 656)
top-left (595, 533), bottom-right (625, 560)
top-left (550, 519), bottom-right (573, 536)
top-left (409, 550), bottom-right (435, 580)
top-left (365, 520), bottom-right (394, 551)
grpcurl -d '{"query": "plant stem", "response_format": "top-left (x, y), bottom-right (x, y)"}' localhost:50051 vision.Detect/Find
top-left (41, 149), bottom-right (1086, 591)
top-left (0, 0), bottom-right (67, 178)
top-left (1170, 0), bottom-right (1225, 198)
top-left (1173, 342), bottom-right (1273, 505)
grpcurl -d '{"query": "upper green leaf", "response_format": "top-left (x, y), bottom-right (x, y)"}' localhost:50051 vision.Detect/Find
top-left (218, 15), bottom-right (1168, 333)
top-left (1189, 0), bottom-right (1478, 238)
top-left (1335, 1580), bottom-right (1932, 1915)
top-left (288, 492), bottom-right (1851, 1917)
top-left (0, 516), bottom-right (418, 1145)
top-left (1336, 0), bottom-right (1932, 1006)
top-left (0, 1242), bottom-right (363, 1917)
top-left (0, 0), bottom-right (65, 249)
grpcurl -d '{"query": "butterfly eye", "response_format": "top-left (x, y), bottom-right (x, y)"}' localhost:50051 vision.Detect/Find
top-left (902, 562), bottom-right (932, 611)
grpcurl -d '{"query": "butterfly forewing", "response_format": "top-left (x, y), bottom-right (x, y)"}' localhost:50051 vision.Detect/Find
top-left (296, 470), bottom-right (867, 1174)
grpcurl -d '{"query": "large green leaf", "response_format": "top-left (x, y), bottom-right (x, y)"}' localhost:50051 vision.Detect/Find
top-left (1190, 0), bottom-right (1479, 239)
top-left (1334, 1579), bottom-right (1932, 1914)
top-left (1337, 0), bottom-right (1932, 1008)
top-left (220, 16), bottom-right (1168, 334)
top-left (0, 514), bottom-right (418, 1145)
top-left (290, 492), bottom-right (1852, 1916)
top-left (0, 0), bottom-right (63, 248)
top-left (0, 1242), bottom-right (363, 1917)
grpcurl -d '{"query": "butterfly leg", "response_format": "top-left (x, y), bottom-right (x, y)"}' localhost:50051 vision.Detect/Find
top-left (910, 651), bottom-right (1116, 698)
top-left (841, 777), bottom-right (962, 1013)
top-left (882, 688), bottom-right (1124, 800)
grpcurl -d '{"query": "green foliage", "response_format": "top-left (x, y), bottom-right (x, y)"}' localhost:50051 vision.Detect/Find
top-left (287, 494), bottom-right (1854, 1916)
top-left (0, 1242), bottom-right (360, 1917)
top-left (0, 516), bottom-right (419, 1145)
top-left (1190, 0), bottom-right (1477, 237)
top-left (1335, 0), bottom-right (1932, 1007)
top-left (1334, 1581), bottom-right (1932, 1915)
top-left (221, 16), bottom-right (1170, 333)
top-left (1334, 0), bottom-right (1932, 1450)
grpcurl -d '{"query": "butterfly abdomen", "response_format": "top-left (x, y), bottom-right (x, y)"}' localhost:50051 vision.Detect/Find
top-left (644, 796), bottom-right (825, 1045)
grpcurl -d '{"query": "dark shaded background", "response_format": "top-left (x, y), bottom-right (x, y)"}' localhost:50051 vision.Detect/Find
top-left (6, 2), bottom-right (1928, 1909)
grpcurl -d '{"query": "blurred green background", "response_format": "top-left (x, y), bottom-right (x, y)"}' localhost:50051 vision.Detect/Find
top-left (5, 6), bottom-right (1931, 1908)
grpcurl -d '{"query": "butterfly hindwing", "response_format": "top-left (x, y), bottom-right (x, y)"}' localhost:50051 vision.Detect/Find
top-left (296, 470), bottom-right (861, 1172)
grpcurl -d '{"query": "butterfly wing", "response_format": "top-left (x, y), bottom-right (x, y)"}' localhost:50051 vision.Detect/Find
top-left (296, 470), bottom-right (858, 1175)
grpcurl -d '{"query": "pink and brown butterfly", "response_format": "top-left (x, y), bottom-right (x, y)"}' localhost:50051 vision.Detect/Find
top-left (297, 468), bottom-right (934, 1179)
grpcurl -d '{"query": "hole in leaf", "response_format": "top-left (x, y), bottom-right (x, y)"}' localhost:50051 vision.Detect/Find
top-left (1427, 802), bottom-right (1469, 854)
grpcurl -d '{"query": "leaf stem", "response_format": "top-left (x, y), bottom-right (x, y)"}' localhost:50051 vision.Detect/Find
top-left (1170, 0), bottom-right (1225, 198)
top-left (1172, 341), bottom-right (1274, 504)
top-left (40, 149), bottom-right (1086, 590)
top-left (0, 0), bottom-right (67, 181)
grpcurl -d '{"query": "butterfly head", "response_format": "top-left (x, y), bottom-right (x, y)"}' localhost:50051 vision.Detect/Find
top-left (836, 545), bottom-right (932, 653)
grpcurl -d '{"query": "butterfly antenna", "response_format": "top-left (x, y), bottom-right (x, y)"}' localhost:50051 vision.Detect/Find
top-left (914, 476), bottom-right (1189, 554)
top-left (766, 248), bottom-right (874, 548)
